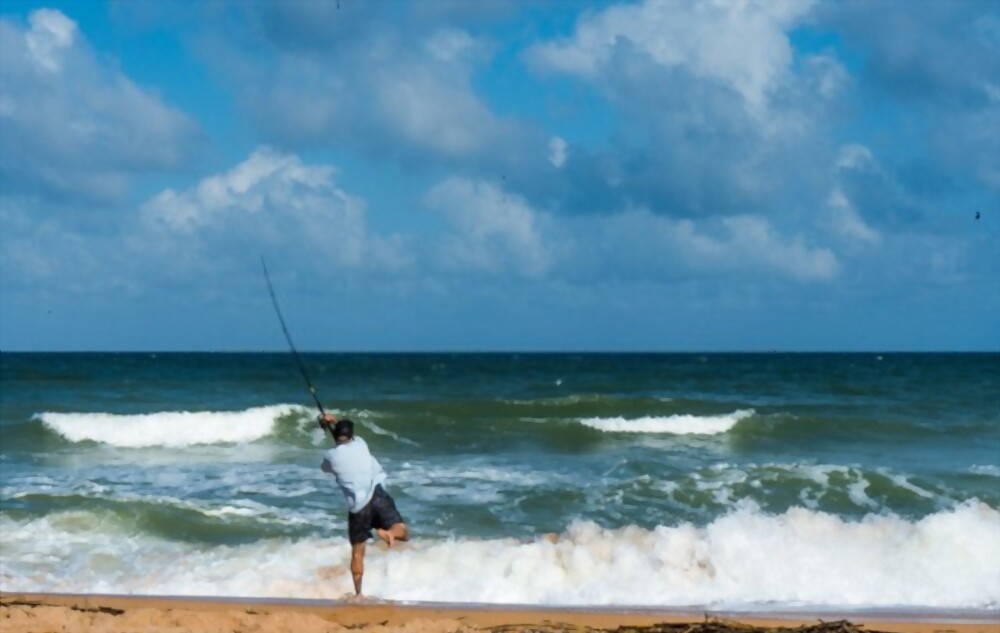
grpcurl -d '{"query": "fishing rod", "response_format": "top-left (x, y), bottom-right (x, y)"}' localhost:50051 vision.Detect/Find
top-left (260, 256), bottom-right (334, 441)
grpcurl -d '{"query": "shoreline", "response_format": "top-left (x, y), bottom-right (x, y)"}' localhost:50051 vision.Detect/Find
top-left (3, 593), bottom-right (998, 633)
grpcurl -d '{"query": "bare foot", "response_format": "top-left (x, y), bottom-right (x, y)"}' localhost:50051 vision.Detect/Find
top-left (376, 528), bottom-right (395, 548)
top-left (340, 593), bottom-right (368, 604)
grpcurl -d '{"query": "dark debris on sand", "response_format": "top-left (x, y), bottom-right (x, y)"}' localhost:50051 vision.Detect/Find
top-left (487, 618), bottom-right (892, 633)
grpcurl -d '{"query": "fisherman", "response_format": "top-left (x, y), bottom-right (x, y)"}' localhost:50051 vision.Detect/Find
top-left (319, 413), bottom-right (408, 598)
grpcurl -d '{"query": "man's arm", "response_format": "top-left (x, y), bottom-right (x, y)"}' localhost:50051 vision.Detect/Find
top-left (350, 542), bottom-right (366, 596)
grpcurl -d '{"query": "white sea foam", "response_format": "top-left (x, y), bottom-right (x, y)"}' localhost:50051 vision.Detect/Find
top-left (970, 464), bottom-right (1000, 477)
top-left (2, 501), bottom-right (997, 608)
top-left (652, 463), bottom-right (958, 511)
top-left (35, 405), bottom-right (305, 448)
top-left (580, 410), bottom-right (754, 435)
top-left (362, 419), bottom-right (420, 447)
top-left (877, 469), bottom-right (937, 500)
top-left (395, 460), bottom-right (556, 504)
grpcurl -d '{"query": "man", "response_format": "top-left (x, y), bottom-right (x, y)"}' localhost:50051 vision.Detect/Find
top-left (319, 413), bottom-right (408, 598)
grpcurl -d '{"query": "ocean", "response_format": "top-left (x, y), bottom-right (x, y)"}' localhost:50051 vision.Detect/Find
top-left (1, 352), bottom-right (998, 611)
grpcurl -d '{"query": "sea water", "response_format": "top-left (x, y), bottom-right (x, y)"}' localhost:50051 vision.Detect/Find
top-left (1, 352), bottom-right (998, 609)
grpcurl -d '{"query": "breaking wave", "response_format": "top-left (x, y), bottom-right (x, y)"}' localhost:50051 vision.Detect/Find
top-left (34, 405), bottom-right (308, 448)
top-left (1, 501), bottom-right (997, 608)
top-left (579, 410), bottom-right (755, 435)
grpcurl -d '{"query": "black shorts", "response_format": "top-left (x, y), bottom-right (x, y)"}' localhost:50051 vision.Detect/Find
top-left (348, 484), bottom-right (404, 545)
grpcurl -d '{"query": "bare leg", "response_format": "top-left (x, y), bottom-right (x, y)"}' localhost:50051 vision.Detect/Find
top-left (350, 542), bottom-right (365, 595)
top-left (376, 523), bottom-right (408, 548)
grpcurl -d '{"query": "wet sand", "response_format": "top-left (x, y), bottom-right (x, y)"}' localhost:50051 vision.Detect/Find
top-left (2, 593), bottom-right (997, 633)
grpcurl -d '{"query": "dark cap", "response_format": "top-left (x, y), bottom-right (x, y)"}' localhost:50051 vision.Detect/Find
top-left (333, 418), bottom-right (354, 441)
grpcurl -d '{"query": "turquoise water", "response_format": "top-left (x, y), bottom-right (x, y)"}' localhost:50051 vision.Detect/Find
top-left (1, 353), bottom-right (998, 607)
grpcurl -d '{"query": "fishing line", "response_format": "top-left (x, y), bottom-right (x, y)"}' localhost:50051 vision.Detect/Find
top-left (260, 256), bottom-right (333, 440)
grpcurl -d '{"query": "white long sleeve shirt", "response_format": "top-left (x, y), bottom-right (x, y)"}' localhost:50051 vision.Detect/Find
top-left (321, 437), bottom-right (386, 514)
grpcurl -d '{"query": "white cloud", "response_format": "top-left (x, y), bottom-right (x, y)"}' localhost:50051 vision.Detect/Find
top-left (836, 144), bottom-right (875, 170)
top-left (548, 137), bottom-right (568, 168)
top-left (718, 215), bottom-right (839, 281)
top-left (0, 196), bottom-right (131, 294)
top-left (374, 28), bottom-right (499, 158)
top-left (831, 142), bottom-right (922, 231)
top-left (580, 209), bottom-right (839, 283)
top-left (0, 9), bottom-right (199, 200)
top-left (141, 162), bottom-right (839, 288)
top-left (217, 17), bottom-right (520, 164)
top-left (424, 177), bottom-right (551, 278)
top-left (24, 8), bottom-right (76, 72)
top-left (424, 28), bottom-right (480, 64)
top-left (527, 0), bottom-right (814, 111)
top-left (826, 188), bottom-right (881, 245)
top-left (373, 60), bottom-right (500, 158)
top-left (0, 148), bottom-right (413, 295)
top-left (420, 176), bottom-right (839, 284)
top-left (518, 0), bottom-right (841, 220)
top-left (143, 148), bottom-right (308, 232)
top-left (806, 53), bottom-right (849, 99)
top-left (141, 147), bottom-right (408, 272)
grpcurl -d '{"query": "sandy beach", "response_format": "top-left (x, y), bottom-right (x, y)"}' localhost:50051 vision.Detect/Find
top-left (2, 593), bottom-right (997, 633)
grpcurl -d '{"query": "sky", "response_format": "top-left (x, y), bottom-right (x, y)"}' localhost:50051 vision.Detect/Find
top-left (0, 0), bottom-right (998, 352)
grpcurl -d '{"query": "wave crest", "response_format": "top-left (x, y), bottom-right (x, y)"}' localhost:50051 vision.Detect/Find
top-left (34, 405), bottom-right (306, 448)
top-left (579, 410), bottom-right (754, 435)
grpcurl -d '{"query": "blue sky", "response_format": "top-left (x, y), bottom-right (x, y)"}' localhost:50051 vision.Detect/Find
top-left (1, 0), bottom-right (997, 352)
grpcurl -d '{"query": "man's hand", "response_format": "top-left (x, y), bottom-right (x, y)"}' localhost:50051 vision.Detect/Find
top-left (317, 412), bottom-right (336, 429)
